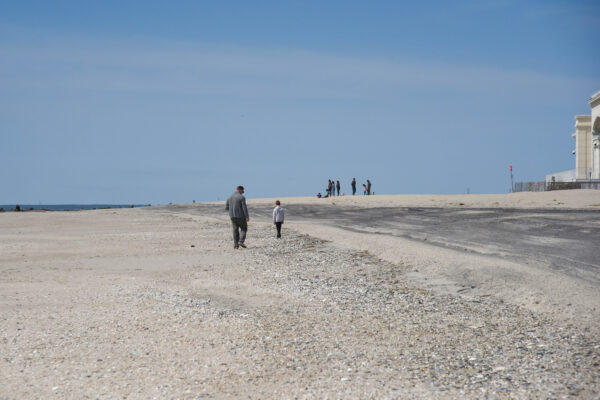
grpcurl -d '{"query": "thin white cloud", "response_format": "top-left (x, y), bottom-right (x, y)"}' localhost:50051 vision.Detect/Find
top-left (0, 36), bottom-right (597, 103)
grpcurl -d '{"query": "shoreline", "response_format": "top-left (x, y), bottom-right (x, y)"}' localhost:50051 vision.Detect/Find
top-left (0, 204), bottom-right (146, 212)
top-left (4, 188), bottom-right (599, 212)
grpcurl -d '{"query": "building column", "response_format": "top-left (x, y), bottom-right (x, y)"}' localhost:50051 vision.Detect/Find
top-left (592, 136), bottom-right (600, 179)
top-left (573, 115), bottom-right (591, 180)
top-left (588, 92), bottom-right (600, 180)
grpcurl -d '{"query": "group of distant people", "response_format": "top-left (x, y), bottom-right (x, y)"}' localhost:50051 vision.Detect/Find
top-left (318, 178), bottom-right (372, 198)
top-left (325, 179), bottom-right (341, 197)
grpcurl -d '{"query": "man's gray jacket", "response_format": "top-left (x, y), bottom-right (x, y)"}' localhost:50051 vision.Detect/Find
top-left (225, 192), bottom-right (249, 219)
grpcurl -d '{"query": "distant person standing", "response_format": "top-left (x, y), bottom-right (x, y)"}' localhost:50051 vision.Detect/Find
top-left (273, 200), bottom-right (285, 238)
top-left (330, 178), bottom-right (336, 196)
top-left (351, 178), bottom-right (356, 195)
top-left (336, 180), bottom-right (341, 196)
top-left (367, 179), bottom-right (372, 195)
top-left (225, 186), bottom-right (249, 249)
top-left (326, 180), bottom-right (332, 197)
top-left (363, 183), bottom-right (368, 195)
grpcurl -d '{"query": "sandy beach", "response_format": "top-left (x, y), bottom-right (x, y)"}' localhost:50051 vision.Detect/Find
top-left (1, 190), bottom-right (599, 399)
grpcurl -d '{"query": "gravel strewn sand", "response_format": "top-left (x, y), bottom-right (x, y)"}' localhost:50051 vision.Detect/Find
top-left (1, 193), bottom-right (599, 398)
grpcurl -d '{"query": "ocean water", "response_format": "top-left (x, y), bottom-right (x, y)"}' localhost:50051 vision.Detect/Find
top-left (0, 204), bottom-right (148, 211)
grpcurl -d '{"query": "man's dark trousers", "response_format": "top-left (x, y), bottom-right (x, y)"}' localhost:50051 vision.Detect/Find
top-left (231, 217), bottom-right (247, 245)
top-left (275, 222), bottom-right (282, 238)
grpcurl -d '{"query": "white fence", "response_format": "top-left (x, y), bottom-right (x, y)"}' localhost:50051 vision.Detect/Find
top-left (545, 169), bottom-right (576, 183)
top-left (514, 180), bottom-right (600, 192)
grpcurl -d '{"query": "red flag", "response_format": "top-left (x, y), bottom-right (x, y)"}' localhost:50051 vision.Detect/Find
top-left (509, 165), bottom-right (513, 171)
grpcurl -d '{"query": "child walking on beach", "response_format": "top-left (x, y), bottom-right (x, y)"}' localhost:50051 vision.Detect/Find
top-left (273, 200), bottom-right (285, 238)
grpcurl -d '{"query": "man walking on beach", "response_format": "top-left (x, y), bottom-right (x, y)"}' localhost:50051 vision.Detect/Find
top-left (351, 178), bottom-right (356, 195)
top-left (226, 186), bottom-right (249, 249)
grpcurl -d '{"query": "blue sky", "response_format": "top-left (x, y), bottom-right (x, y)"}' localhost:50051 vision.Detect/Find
top-left (1, 0), bottom-right (599, 204)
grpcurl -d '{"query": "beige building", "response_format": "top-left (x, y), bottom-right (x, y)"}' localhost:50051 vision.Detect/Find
top-left (592, 91), bottom-right (600, 179)
top-left (547, 90), bottom-right (600, 182)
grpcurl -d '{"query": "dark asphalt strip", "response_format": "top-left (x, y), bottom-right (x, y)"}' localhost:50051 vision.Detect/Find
top-left (154, 203), bottom-right (600, 285)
